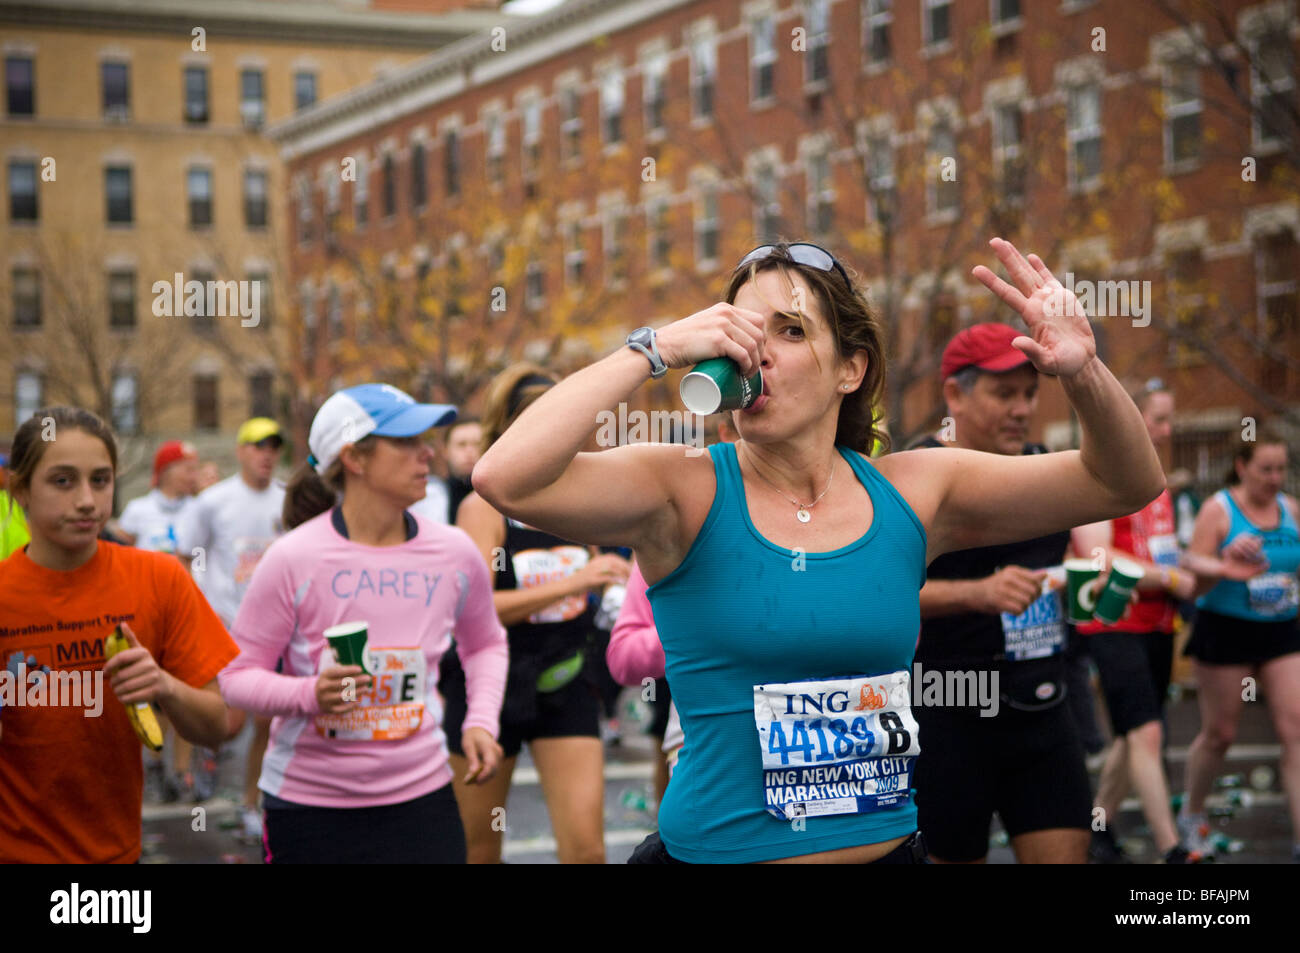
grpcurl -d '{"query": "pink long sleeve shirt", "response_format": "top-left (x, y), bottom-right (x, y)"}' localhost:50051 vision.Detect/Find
top-left (218, 510), bottom-right (508, 808)
top-left (607, 560), bottom-right (666, 686)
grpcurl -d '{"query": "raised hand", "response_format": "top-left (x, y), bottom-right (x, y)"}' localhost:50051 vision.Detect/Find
top-left (971, 238), bottom-right (1097, 379)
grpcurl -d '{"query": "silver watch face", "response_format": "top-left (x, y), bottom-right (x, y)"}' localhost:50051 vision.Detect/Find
top-left (629, 327), bottom-right (653, 347)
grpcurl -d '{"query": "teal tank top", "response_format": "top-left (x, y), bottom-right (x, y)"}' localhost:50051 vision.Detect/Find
top-left (647, 442), bottom-right (927, 863)
top-left (1197, 490), bottom-right (1300, 622)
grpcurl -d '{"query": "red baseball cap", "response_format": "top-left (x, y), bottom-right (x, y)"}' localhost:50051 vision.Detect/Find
top-left (152, 440), bottom-right (197, 486)
top-left (939, 323), bottom-right (1031, 380)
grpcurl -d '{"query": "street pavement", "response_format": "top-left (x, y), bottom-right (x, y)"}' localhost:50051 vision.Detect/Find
top-left (139, 684), bottom-right (1294, 864)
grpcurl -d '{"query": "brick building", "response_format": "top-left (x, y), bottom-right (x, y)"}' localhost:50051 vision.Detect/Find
top-left (272, 0), bottom-right (1299, 493)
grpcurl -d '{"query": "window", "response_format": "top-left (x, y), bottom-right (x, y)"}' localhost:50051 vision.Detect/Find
top-left (1256, 231), bottom-right (1298, 389)
top-left (297, 177), bottom-right (314, 244)
top-left (805, 0), bottom-right (830, 86)
top-left (9, 160), bottom-right (37, 221)
top-left (16, 371), bottom-right (43, 426)
top-left (643, 54), bottom-right (667, 134)
top-left (187, 167), bottom-right (212, 227)
top-left (806, 149), bottom-right (834, 235)
top-left (249, 370), bottom-right (274, 418)
top-left (294, 71), bottom-right (317, 111)
top-left (411, 141), bottom-right (427, 209)
top-left (240, 69), bottom-right (264, 129)
top-left (753, 162), bottom-right (781, 240)
top-left (485, 112), bottom-right (505, 185)
top-left (1251, 31), bottom-right (1294, 150)
top-left (354, 154), bottom-right (369, 225)
top-left (563, 220), bottom-right (585, 287)
top-left (105, 166), bottom-right (132, 224)
top-left (992, 103), bottom-right (1025, 201)
top-left (865, 133), bottom-right (897, 224)
top-left (691, 34), bottom-right (716, 121)
top-left (381, 153), bottom-right (396, 217)
top-left (604, 206), bottom-right (627, 283)
top-left (184, 66), bottom-right (208, 123)
top-left (525, 259), bottom-right (545, 310)
top-left (12, 267), bottom-right (39, 328)
top-left (600, 70), bottom-right (624, 145)
top-left (695, 186), bottom-right (719, 265)
top-left (6, 57), bottom-right (33, 116)
top-left (647, 195), bottom-right (671, 271)
top-left (1164, 60), bottom-right (1201, 166)
top-left (923, 0), bottom-right (952, 48)
top-left (111, 372), bottom-right (137, 434)
top-left (863, 0), bottom-right (891, 67)
top-left (990, 0), bottom-right (1020, 28)
top-left (193, 374), bottom-right (219, 431)
top-left (443, 128), bottom-right (460, 196)
top-left (560, 85), bottom-right (582, 161)
top-left (1066, 83), bottom-right (1102, 188)
top-left (108, 270), bottom-right (135, 329)
top-left (248, 271), bottom-right (271, 330)
top-left (928, 122), bottom-right (959, 215)
top-left (751, 15), bottom-right (776, 103)
top-left (101, 62), bottom-right (129, 120)
top-left (244, 169), bottom-right (267, 227)
top-left (521, 100), bottom-right (542, 180)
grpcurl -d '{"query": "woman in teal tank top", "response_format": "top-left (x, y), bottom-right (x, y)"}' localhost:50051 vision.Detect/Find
top-left (472, 239), bottom-right (1167, 863)
top-left (1178, 427), bottom-right (1300, 859)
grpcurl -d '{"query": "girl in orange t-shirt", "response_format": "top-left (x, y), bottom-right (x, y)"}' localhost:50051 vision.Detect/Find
top-left (0, 407), bottom-right (238, 863)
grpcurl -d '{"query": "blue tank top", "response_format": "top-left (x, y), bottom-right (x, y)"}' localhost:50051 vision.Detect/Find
top-left (647, 442), bottom-right (927, 863)
top-left (1197, 490), bottom-right (1300, 622)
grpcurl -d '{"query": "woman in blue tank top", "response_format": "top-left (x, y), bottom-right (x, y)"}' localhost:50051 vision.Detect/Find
top-left (1177, 425), bottom-right (1300, 859)
top-left (473, 239), bottom-right (1166, 863)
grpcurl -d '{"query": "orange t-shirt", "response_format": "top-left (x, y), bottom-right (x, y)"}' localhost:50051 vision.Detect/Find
top-left (0, 540), bottom-right (238, 863)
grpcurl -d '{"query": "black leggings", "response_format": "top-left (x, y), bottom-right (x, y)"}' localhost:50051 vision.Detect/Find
top-left (262, 784), bottom-right (466, 864)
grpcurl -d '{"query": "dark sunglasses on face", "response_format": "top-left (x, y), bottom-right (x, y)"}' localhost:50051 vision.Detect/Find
top-left (736, 242), bottom-right (853, 293)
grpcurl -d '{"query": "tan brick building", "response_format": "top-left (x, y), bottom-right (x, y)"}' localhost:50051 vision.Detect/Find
top-left (274, 0), bottom-right (1298, 492)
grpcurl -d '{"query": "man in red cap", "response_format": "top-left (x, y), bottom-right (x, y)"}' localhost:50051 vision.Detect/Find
top-left (116, 440), bottom-right (199, 552)
top-left (909, 322), bottom-right (1093, 864)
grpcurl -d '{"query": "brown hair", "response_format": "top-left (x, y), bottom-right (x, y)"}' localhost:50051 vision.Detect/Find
top-left (722, 244), bottom-right (889, 454)
top-left (445, 416), bottom-right (481, 443)
top-left (1226, 420), bottom-right (1288, 486)
top-left (8, 407), bottom-right (119, 507)
top-left (479, 363), bottom-right (558, 453)
top-left (282, 436), bottom-right (377, 529)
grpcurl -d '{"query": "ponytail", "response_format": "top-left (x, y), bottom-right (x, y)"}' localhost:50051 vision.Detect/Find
top-left (283, 460), bottom-right (341, 530)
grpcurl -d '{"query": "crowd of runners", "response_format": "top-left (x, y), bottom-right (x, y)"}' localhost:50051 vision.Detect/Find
top-left (0, 238), bottom-right (1296, 865)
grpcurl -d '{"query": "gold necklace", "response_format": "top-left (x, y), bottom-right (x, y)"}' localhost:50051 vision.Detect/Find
top-left (745, 450), bottom-right (836, 523)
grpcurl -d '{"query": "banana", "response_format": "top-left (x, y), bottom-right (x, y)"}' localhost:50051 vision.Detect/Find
top-left (104, 626), bottom-right (165, 752)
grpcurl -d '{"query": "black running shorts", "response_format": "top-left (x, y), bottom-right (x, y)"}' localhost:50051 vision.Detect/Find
top-left (1089, 629), bottom-right (1174, 736)
top-left (441, 666), bottom-right (600, 759)
top-left (913, 702), bottom-right (1091, 862)
top-left (1183, 609), bottom-right (1300, 666)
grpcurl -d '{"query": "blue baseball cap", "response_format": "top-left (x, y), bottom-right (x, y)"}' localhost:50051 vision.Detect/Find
top-left (308, 383), bottom-right (457, 474)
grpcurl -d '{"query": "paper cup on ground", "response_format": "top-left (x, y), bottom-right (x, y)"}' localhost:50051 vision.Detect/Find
top-left (679, 358), bottom-right (763, 414)
top-left (1092, 557), bottom-right (1144, 625)
top-left (1065, 559), bottom-right (1101, 624)
top-left (324, 621), bottom-right (371, 675)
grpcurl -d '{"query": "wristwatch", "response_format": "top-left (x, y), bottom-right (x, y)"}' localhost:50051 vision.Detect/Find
top-left (625, 326), bottom-right (668, 379)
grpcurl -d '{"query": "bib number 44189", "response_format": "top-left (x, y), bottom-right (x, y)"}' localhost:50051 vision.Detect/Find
top-left (766, 711), bottom-right (909, 766)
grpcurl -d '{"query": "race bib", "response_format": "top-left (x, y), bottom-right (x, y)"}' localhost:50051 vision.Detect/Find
top-left (1002, 589), bottom-right (1066, 661)
top-left (233, 536), bottom-right (273, 586)
top-left (1247, 573), bottom-right (1300, 617)
top-left (314, 647), bottom-right (426, 741)
top-left (511, 546), bottom-right (590, 624)
top-left (1147, 534), bottom-right (1180, 568)
top-left (753, 671), bottom-right (919, 821)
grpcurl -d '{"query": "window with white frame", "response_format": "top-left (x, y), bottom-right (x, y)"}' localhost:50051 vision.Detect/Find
top-left (522, 98), bottom-right (542, 180)
top-left (644, 52), bottom-right (668, 133)
top-left (928, 121), bottom-right (959, 215)
top-left (600, 70), bottom-right (624, 145)
top-left (805, 0), bottom-right (830, 86)
top-left (1164, 59), bottom-right (1201, 166)
top-left (12, 267), bottom-right (39, 328)
top-left (923, 0), bottom-right (952, 48)
top-left (244, 168), bottom-right (268, 227)
top-left (239, 69), bottom-right (264, 129)
top-left (1066, 83), bottom-right (1102, 188)
top-left (865, 132), bottom-right (896, 224)
top-left (411, 141), bottom-right (428, 209)
top-left (111, 370), bottom-right (137, 434)
top-left (992, 102), bottom-right (1024, 201)
top-left (1251, 30), bottom-right (1294, 150)
top-left (863, 0), bottom-right (891, 66)
top-left (443, 127), bottom-right (461, 196)
top-left (381, 153), bottom-right (396, 217)
top-left (485, 111), bottom-right (505, 185)
top-left (108, 269), bottom-right (135, 329)
top-left (753, 161), bottom-right (781, 240)
top-left (990, 0), bottom-right (1020, 29)
top-left (695, 184), bottom-right (720, 265)
top-left (354, 154), bottom-right (369, 225)
top-left (647, 195), bottom-right (671, 271)
top-left (806, 148), bottom-right (833, 235)
top-left (560, 84), bottom-right (582, 161)
top-left (691, 32), bottom-right (716, 121)
top-left (101, 61), bottom-right (129, 120)
top-left (16, 370), bottom-right (43, 425)
top-left (751, 13), bottom-right (776, 103)
top-left (187, 167), bottom-right (212, 228)
top-left (563, 219), bottom-right (585, 287)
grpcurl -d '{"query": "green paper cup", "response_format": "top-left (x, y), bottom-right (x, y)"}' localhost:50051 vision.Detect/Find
top-left (679, 358), bottom-right (763, 415)
top-left (324, 621), bottom-right (371, 675)
top-left (1065, 559), bottom-right (1101, 624)
top-left (1092, 557), bottom-right (1144, 625)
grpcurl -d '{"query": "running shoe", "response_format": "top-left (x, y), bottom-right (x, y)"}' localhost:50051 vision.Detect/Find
top-left (1163, 845), bottom-right (1209, 864)
top-left (191, 748), bottom-right (219, 802)
top-left (238, 806), bottom-right (263, 845)
top-left (160, 770), bottom-right (192, 804)
top-left (1176, 810), bottom-right (1213, 856)
top-left (1088, 828), bottom-right (1130, 864)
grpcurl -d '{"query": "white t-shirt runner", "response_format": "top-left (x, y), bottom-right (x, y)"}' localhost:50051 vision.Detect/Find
top-left (117, 489), bottom-right (194, 554)
top-left (176, 474), bottom-right (285, 626)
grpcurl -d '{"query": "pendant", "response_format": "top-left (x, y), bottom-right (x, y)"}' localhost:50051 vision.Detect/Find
top-left (796, 508), bottom-right (811, 523)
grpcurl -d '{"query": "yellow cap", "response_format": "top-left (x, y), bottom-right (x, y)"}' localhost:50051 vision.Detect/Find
top-left (237, 417), bottom-right (282, 445)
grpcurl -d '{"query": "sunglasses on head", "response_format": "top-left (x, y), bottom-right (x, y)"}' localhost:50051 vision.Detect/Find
top-left (736, 243), bottom-right (853, 293)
